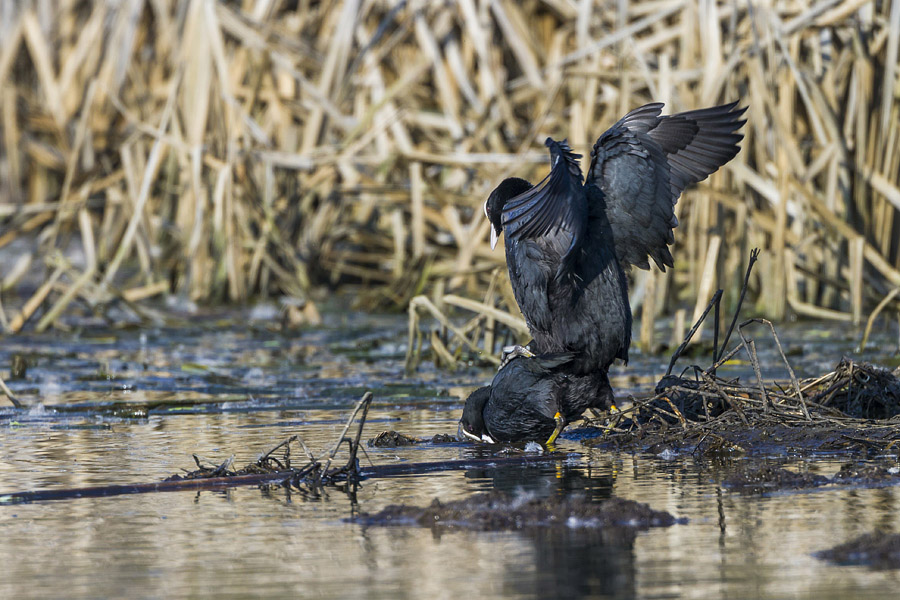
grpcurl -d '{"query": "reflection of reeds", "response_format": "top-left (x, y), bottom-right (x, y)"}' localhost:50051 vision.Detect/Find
top-left (0, 1), bottom-right (898, 341)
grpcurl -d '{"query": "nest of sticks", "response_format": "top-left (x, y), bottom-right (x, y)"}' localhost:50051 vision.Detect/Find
top-left (592, 351), bottom-right (900, 455)
top-left (577, 252), bottom-right (900, 452)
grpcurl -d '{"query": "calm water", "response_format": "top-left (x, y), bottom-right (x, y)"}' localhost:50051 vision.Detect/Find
top-left (1, 306), bottom-right (900, 599)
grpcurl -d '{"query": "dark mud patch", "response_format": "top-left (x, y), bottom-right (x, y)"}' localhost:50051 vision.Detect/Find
top-left (723, 465), bottom-right (829, 494)
top-left (692, 422), bottom-right (900, 456)
top-left (368, 430), bottom-right (460, 447)
top-left (357, 492), bottom-right (682, 532)
top-left (720, 461), bottom-right (900, 495)
top-left (585, 412), bottom-right (900, 458)
top-left (369, 430), bottom-right (420, 447)
top-left (831, 463), bottom-right (900, 485)
top-left (817, 532), bottom-right (900, 569)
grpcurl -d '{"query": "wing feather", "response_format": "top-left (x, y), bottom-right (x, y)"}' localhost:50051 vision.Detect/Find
top-left (587, 101), bottom-right (746, 270)
top-left (502, 138), bottom-right (588, 281)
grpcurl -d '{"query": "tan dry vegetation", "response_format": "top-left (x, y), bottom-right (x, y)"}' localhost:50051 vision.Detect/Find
top-left (0, 0), bottom-right (898, 363)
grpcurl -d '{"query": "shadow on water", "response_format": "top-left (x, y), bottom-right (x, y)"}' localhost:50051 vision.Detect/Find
top-left (1, 308), bottom-right (900, 598)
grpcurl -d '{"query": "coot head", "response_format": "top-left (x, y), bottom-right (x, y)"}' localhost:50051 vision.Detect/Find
top-left (484, 177), bottom-right (532, 249)
top-left (458, 385), bottom-right (494, 443)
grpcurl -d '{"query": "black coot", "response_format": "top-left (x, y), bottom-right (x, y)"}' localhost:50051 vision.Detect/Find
top-left (485, 102), bottom-right (746, 387)
top-left (459, 353), bottom-right (610, 444)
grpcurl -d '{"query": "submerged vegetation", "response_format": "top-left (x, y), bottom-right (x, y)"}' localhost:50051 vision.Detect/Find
top-left (0, 0), bottom-right (898, 353)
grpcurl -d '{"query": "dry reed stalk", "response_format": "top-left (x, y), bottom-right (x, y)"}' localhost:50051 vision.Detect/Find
top-left (858, 288), bottom-right (900, 352)
top-left (0, 370), bottom-right (20, 408)
top-left (8, 263), bottom-right (64, 333)
top-left (0, 0), bottom-right (896, 344)
top-left (691, 234), bottom-right (721, 340)
top-left (639, 269), bottom-right (657, 353)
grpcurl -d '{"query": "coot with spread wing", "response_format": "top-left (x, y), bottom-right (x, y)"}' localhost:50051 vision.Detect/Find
top-left (486, 102), bottom-right (746, 387)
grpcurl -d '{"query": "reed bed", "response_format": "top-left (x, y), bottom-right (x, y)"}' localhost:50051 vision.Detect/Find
top-left (0, 0), bottom-right (899, 348)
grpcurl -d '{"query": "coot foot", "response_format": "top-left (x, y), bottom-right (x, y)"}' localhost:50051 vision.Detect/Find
top-left (498, 344), bottom-right (535, 370)
top-left (545, 411), bottom-right (566, 445)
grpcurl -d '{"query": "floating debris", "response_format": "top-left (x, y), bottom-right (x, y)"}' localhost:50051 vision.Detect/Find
top-left (523, 441), bottom-right (544, 454)
top-left (166, 392), bottom-right (375, 495)
top-left (368, 430), bottom-right (422, 447)
top-left (831, 464), bottom-right (900, 485)
top-left (716, 461), bottom-right (900, 495)
top-left (588, 351), bottom-right (900, 457)
top-left (723, 465), bottom-right (830, 495)
top-left (368, 430), bottom-right (462, 447)
top-left (357, 492), bottom-right (682, 532)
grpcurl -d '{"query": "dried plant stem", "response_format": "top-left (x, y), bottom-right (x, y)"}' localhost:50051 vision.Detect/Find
top-left (0, 1), bottom-right (899, 334)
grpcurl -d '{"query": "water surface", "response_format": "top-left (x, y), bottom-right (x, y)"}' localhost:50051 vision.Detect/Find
top-left (1, 308), bottom-right (899, 599)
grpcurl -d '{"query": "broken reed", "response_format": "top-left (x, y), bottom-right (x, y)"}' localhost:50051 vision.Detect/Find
top-left (0, 0), bottom-right (899, 343)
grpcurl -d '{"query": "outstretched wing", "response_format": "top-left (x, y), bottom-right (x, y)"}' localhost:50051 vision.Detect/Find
top-left (587, 102), bottom-right (746, 270)
top-left (502, 138), bottom-right (588, 282)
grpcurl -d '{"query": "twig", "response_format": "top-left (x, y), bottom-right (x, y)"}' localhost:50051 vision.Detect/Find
top-left (740, 318), bottom-right (810, 420)
top-left (717, 248), bottom-right (759, 371)
top-left (666, 289), bottom-right (723, 377)
top-left (691, 431), bottom-right (713, 456)
top-left (258, 435), bottom-right (300, 470)
top-left (661, 396), bottom-right (688, 428)
top-left (324, 390), bottom-right (373, 487)
top-left (318, 391), bottom-right (374, 480)
top-left (707, 343), bottom-right (744, 373)
top-left (192, 454), bottom-right (235, 478)
top-left (712, 287), bottom-right (721, 366)
top-left (698, 370), bottom-right (749, 426)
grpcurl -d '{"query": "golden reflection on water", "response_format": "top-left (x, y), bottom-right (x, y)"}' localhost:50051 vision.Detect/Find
top-left (1, 316), bottom-right (900, 598)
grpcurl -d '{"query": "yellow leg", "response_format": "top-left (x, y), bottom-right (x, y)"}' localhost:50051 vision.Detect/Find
top-left (545, 412), bottom-right (566, 445)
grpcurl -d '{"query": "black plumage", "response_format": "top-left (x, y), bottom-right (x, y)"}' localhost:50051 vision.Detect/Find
top-left (459, 353), bottom-right (610, 444)
top-left (484, 102), bottom-right (746, 390)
